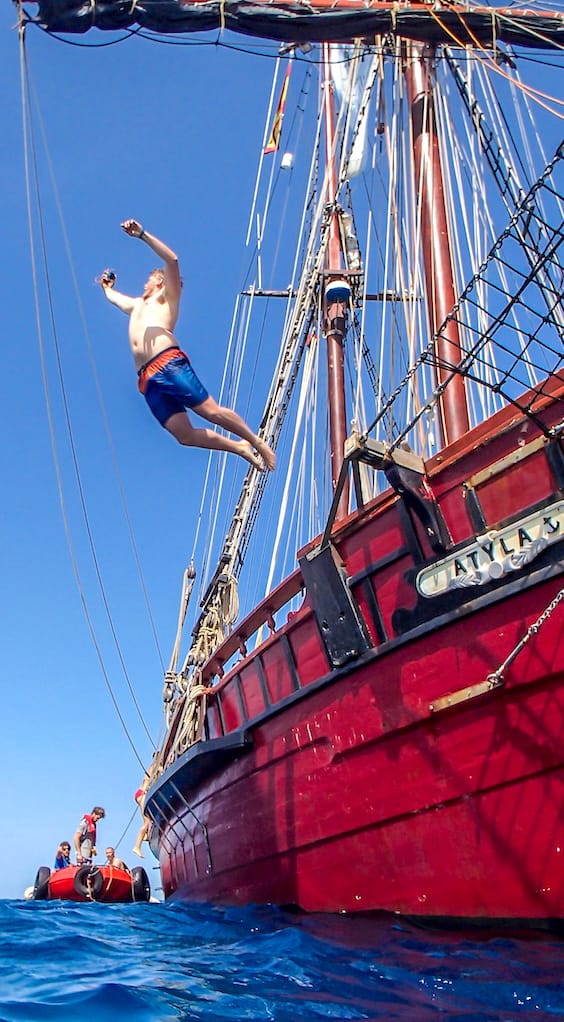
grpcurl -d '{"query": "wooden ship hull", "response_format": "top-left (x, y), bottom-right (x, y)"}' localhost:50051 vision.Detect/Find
top-left (148, 381), bottom-right (564, 921)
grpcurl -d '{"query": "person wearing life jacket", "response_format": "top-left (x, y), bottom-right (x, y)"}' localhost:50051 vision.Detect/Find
top-left (74, 806), bottom-right (105, 864)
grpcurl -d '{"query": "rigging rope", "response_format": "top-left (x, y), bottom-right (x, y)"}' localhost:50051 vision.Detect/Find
top-left (427, 6), bottom-right (564, 120)
top-left (19, 23), bottom-right (157, 769)
top-left (262, 333), bottom-right (319, 599)
top-left (23, 70), bottom-right (166, 682)
top-left (183, 573), bottom-right (239, 672)
top-left (190, 57), bottom-right (319, 614)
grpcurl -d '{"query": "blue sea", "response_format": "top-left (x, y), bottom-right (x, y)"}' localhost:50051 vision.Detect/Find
top-left (0, 900), bottom-right (562, 1021)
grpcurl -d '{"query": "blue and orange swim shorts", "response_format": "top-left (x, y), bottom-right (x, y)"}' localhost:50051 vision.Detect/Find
top-left (137, 346), bottom-right (209, 426)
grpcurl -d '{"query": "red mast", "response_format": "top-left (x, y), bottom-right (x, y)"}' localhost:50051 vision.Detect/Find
top-left (405, 42), bottom-right (470, 446)
top-left (322, 42), bottom-right (350, 519)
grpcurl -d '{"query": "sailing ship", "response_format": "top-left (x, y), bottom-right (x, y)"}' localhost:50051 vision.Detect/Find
top-left (23, 0), bottom-right (564, 923)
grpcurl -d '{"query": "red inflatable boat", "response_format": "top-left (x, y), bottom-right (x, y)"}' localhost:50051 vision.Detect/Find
top-left (31, 863), bottom-right (151, 903)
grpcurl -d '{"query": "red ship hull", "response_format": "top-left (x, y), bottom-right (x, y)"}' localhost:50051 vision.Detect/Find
top-left (148, 385), bottom-right (564, 921)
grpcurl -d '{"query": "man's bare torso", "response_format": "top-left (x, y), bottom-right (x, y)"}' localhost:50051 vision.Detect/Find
top-left (128, 292), bottom-right (180, 370)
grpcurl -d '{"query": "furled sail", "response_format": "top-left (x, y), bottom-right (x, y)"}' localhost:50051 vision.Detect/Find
top-left (23, 1), bottom-right (564, 47)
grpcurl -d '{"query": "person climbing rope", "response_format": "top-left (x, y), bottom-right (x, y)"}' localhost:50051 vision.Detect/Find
top-left (99, 220), bottom-right (276, 472)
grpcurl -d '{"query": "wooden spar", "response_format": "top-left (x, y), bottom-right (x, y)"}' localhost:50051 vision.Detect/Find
top-left (322, 43), bottom-right (350, 520)
top-left (25, 1), bottom-right (564, 48)
top-left (405, 42), bottom-right (470, 446)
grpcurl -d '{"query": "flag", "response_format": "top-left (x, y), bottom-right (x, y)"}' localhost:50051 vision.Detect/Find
top-left (264, 64), bottom-right (291, 155)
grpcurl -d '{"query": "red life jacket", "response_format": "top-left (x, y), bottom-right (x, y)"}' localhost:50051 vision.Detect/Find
top-left (83, 813), bottom-right (97, 841)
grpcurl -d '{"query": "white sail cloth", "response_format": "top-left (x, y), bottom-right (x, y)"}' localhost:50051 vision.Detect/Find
top-left (330, 45), bottom-right (376, 179)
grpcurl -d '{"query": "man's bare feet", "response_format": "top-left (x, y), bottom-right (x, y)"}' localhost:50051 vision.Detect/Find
top-left (255, 438), bottom-right (276, 471)
top-left (239, 441), bottom-right (266, 471)
top-left (133, 847), bottom-right (144, 858)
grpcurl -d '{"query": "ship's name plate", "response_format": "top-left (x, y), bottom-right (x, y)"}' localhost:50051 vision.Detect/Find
top-left (417, 500), bottom-right (564, 598)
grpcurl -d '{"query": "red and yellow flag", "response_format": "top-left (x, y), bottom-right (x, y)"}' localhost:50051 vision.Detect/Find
top-left (264, 64), bottom-right (292, 154)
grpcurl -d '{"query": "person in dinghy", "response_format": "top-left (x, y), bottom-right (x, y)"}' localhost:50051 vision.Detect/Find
top-left (100, 219), bottom-right (275, 472)
top-left (74, 806), bottom-right (105, 864)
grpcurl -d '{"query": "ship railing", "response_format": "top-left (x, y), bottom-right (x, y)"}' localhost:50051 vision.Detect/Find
top-left (159, 567), bottom-right (306, 766)
top-left (158, 440), bottom-right (426, 771)
top-left (201, 568), bottom-right (304, 682)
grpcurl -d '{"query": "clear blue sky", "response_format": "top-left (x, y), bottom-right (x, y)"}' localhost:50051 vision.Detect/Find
top-left (0, 4), bottom-right (280, 898)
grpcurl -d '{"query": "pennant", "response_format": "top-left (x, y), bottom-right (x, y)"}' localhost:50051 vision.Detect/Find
top-left (264, 64), bottom-right (291, 155)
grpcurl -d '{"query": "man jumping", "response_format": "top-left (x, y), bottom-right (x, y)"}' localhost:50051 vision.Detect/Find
top-left (100, 219), bottom-right (275, 472)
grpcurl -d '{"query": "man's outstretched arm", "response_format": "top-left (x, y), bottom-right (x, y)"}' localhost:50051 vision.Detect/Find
top-left (121, 218), bottom-right (182, 300)
top-left (100, 272), bottom-right (136, 314)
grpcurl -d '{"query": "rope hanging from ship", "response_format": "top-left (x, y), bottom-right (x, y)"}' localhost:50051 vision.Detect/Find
top-left (18, 17), bottom-right (161, 774)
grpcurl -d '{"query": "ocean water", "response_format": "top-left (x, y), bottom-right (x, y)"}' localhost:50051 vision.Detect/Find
top-left (0, 900), bottom-right (562, 1021)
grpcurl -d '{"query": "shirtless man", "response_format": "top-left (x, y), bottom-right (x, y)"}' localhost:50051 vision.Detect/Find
top-left (105, 847), bottom-right (126, 870)
top-left (100, 219), bottom-right (275, 472)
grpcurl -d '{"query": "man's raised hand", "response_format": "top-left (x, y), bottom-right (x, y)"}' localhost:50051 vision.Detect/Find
top-left (98, 268), bottom-right (116, 288)
top-left (121, 218), bottom-right (144, 239)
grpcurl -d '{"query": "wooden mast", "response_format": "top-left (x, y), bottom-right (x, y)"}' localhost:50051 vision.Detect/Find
top-left (322, 42), bottom-right (350, 520)
top-left (405, 42), bottom-right (470, 446)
